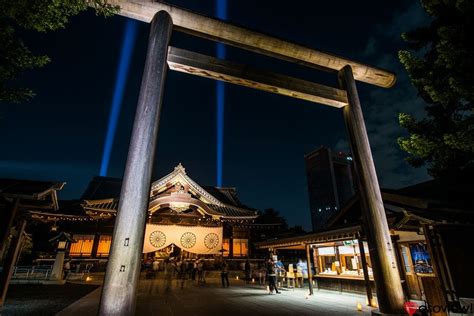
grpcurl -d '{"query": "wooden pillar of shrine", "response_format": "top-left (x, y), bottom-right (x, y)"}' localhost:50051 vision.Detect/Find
top-left (358, 239), bottom-right (374, 306)
top-left (305, 244), bottom-right (314, 295)
top-left (0, 198), bottom-right (20, 262)
top-left (0, 219), bottom-right (26, 310)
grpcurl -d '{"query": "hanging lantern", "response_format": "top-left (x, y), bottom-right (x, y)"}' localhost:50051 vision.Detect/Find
top-left (50, 221), bottom-right (58, 232)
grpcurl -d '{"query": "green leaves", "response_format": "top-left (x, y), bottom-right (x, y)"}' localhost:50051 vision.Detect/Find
top-left (397, 0), bottom-right (473, 178)
top-left (0, 0), bottom-right (118, 103)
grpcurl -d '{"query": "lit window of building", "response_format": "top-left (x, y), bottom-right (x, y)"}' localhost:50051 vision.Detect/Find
top-left (96, 235), bottom-right (112, 257)
top-left (70, 234), bottom-right (94, 257)
top-left (232, 239), bottom-right (248, 257)
top-left (221, 238), bottom-right (230, 257)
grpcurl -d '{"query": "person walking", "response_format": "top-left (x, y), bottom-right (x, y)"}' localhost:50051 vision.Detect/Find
top-left (197, 259), bottom-right (205, 285)
top-left (266, 258), bottom-right (280, 294)
top-left (221, 260), bottom-right (230, 288)
top-left (258, 264), bottom-right (265, 285)
top-left (152, 258), bottom-right (160, 279)
top-left (177, 259), bottom-right (186, 289)
top-left (163, 258), bottom-right (174, 293)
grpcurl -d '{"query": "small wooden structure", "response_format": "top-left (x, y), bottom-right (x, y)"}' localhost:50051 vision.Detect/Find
top-left (0, 180), bottom-right (64, 309)
top-left (257, 182), bottom-right (474, 315)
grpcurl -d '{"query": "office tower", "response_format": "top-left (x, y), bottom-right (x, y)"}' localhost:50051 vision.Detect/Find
top-left (305, 146), bottom-right (355, 231)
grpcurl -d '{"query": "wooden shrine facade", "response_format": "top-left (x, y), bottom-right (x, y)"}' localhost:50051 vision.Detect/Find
top-left (27, 164), bottom-right (265, 260)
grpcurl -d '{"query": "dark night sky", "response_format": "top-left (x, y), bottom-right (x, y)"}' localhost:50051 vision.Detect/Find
top-left (0, 1), bottom-right (431, 230)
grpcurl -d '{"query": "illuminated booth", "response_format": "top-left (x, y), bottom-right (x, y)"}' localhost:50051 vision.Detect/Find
top-left (256, 184), bottom-right (474, 310)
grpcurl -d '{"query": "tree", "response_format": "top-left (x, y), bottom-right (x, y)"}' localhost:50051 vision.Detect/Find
top-left (0, 0), bottom-right (117, 103)
top-left (398, 0), bottom-right (473, 178)
top-left (257, 208), bottom-right (288, 227)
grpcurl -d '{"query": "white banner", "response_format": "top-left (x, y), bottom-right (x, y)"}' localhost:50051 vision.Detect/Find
top-left (143, 224), bottom-right (223, 254)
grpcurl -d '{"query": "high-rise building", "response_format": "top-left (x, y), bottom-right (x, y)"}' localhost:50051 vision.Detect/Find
top-left (305, 146), bottom-right (355, 231)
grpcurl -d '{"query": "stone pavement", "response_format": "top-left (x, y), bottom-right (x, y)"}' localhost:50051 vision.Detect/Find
top-left (58, 276), bottom-right (375, 315)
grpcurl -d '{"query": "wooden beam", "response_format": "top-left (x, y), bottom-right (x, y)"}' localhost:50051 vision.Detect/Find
top-left (109, 0), bottom-right (396, 88)
top-left (167, 47), bottom-right (348, 108)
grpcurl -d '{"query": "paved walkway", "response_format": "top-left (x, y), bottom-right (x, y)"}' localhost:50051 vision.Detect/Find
top-left (58, 276), bottom-right (375, 315)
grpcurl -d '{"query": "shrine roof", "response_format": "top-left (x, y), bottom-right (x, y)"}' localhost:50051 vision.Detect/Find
top-left (0, 178), bottom-right (64, 199)
top-left (81, 176), bottom-right (122, 200)
top-left (80, 164), bottom-right (258, 220)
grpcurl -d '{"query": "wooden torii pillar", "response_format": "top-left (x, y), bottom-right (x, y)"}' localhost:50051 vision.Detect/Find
top-left (98, 10), bottom-right (173, 316)
top-left (102, 1), bottom-right (405, 314)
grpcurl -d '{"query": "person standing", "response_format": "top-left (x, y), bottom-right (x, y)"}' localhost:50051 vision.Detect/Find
top-left (197, 259), bottom-right (205, 285)
top-left (266, 258), bottom-right (280, 294)
top-left (164, 258), bottom-right (174, 293)
top-left (245, 259), bottom-right (251, 284)
top-left (192, 259), bottom-right (197, 281)
top-left (152, 258), bottom-right (160, 279)
top-left (63, 259), bottom-right (71, 280)
top-left (221, 260), bottom-right (230, 288)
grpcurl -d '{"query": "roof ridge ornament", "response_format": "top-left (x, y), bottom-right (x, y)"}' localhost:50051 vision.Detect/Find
top-left (174, 163), bottom-right (186, 174)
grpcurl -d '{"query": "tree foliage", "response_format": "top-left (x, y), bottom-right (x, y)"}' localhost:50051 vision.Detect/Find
top-left (0, 0), bottom-right (118, 103)
top-left (257, 208), bottom-right (288, 227)
top-left (398, 0), bottom-right (473, 178)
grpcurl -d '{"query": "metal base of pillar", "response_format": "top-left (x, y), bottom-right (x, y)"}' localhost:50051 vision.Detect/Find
top-left (371, 310), bottom-right (407, 316)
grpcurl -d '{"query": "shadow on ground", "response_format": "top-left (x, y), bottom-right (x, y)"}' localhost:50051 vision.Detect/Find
top-left (2, 284), bottom-right (99, 316)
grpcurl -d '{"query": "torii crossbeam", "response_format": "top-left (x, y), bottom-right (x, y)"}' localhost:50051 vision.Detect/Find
top-left (99, 2), bottom-right (405, 315)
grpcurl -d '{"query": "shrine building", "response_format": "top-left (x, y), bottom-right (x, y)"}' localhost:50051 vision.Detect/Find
top-left (25, 164), bottom-right (275, 265)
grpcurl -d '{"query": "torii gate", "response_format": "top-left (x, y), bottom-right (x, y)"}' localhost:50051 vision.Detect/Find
top-left (99, 1), bottom-right (405, 315)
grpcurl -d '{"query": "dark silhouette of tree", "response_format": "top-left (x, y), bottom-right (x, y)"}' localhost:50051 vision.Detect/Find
top-left (0, 0), bottom-right (117, 103)
top-left (257, 208), bottom-right (288, 227)
top-left (398, 0), bottom-right (473, 178)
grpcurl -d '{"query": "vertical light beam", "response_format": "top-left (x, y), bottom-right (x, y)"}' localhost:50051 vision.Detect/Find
top-left (100, 19), bottom-right (138, 177)
top-left (216, 0), bottom-right (227, 187)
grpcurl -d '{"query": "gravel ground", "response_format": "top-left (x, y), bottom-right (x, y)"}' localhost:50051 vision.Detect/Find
top-left (2, 283), bottom-right (99, 316)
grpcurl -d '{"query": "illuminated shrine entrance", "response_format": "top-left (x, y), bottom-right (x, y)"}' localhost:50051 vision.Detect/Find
top-left (100, 2), bottom-right (406, 315)
top-left (81, 163), bottom-right (257, 259)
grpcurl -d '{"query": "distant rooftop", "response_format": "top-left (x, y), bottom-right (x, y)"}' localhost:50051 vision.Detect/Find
top-left (0, 178), bottom-right (64, 198)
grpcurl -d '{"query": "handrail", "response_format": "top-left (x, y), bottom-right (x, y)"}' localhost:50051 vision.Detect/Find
top-left (12, 265), bottom-right (53, 280)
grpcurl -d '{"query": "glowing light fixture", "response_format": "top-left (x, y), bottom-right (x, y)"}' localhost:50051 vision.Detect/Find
top-left (100, 19), bottom-right (138, 176)
top-left (371, 298), bottom-right (378, 308)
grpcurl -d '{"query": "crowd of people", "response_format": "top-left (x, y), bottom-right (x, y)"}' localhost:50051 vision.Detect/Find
top-left (142, 256), bottom-right (308, 295)
top-left (144, 257), bottom-right (209, 289)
